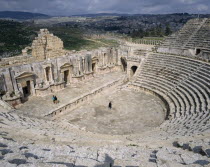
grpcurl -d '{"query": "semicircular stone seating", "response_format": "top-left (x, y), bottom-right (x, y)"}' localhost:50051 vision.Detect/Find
top-left (132, 53), bottom-right (210, 136)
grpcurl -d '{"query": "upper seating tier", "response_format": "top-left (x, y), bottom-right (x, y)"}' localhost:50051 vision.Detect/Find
top-left (157, 18), bottom-right (210, 61)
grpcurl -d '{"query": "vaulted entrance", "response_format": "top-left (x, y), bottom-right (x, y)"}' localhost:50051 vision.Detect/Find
top-left (130, 66), bottom-right (138, 77)
top-left (92, 63), bottom-right (96, 72)
top-left (92, 56), bottom-right (98, 73)
top-left (15, 72), bottom-right (36, 100)
top-left (45, 67), bottom-right (50, 82)
top-left (60, 63), bottom-right (73, 85)
top-left (22, 80), bottom-right (31, 98)
top-left (43, 63), bottom-right (54, 84)
top-left (64, 70), bottom-right (69, 84)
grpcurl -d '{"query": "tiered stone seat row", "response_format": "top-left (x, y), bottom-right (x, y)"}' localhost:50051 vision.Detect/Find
top-left (173, 139), bottom-right (210, 158)
top-left (159, 18), bottom-right (210, 59)
top-left (164, 110), bottom-right (210, 136)
top-left (184, 18), bottom-right (209, 49)
top-left (132, 53), bottom-right (210, 135)
top-left (161, 19), bottom-right (206, 49)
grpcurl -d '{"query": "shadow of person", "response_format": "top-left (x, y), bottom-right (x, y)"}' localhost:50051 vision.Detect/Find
top-left (94, 154), bottom-right (115, 167)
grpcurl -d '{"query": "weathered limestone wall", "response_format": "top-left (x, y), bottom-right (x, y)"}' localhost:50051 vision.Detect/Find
top-left (0, 55), bottom-right (35, 68)
top-left (0, 29), bottom-right (65, 68)
top-left (32, 29), bottom-right (65, 60)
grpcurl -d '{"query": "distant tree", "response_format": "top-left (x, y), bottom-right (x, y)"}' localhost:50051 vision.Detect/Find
top-left (156, 24), bottom-right (163, 37)
top-left (165, 24), bottom-right (172, 36)
top-left (150, 27), bottom-right (156, 36)
top-left (179, 18), bottom-right (184, 23)
top-left (131, 28), bottom-right (144, 38)
top-left (144, 31), bottom-right (149, 37)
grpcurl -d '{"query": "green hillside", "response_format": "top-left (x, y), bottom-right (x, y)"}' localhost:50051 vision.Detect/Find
top-left (0, 20), bottom-right (119, 58)
top-left (0, 20), bottom-right (36, 57)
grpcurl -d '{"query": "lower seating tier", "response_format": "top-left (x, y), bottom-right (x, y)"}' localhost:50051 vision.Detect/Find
top-left (132, 53), bottom-right (210, 135)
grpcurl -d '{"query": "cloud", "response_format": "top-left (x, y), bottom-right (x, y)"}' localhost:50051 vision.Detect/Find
top-left (179, 0), bottom-right (197, 5)
top-left (197, 4), bottom-right (209, 11)
top-left (0, 0), bottom-right (209, 15)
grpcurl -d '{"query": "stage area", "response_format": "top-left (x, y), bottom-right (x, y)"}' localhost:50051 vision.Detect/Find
top-left (59, 88), bottom-right (166, 135)
top-left (16, 72), bottom-right (124, 117)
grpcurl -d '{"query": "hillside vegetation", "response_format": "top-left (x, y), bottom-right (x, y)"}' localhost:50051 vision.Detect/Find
top-left (0, 20), bottom-right (119, 58)
top-left (0, 20), bottom-right (36, 57)
top-left (0, 11), bottom-right (49, 20)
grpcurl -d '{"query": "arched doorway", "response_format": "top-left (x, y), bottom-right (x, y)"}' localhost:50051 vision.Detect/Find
top-left (92, 56), bottom-right (98, 73)
top-left (92, 63), bottom-right (96, 72)
top-left (43, 63), bottom-right (53, 84)
top-left (22, 81), bottom-right (31, 98)
top-left (64, 70), bottom-right (69, 83)
top-left (195, 48), bottom-right (201, 55)
top-left (45, 67), bottom-right (50, 82)
top-left (120, 57), bottom-right (127, 72)
top-left (60, 63), bottom-right (73, 85)
top-left (130, 66), bottom-right (138, 77)
top-left (15, 72), bottom-right (36, 99)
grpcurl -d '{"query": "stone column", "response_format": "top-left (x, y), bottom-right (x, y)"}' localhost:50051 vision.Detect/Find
top-left (50, 67), bottom-right (54, 83)
top-left (44, 67), bottom-right (47, 82)
top-left (75, 66), bottom-right (79, 76)
top-left (85, 56), bottom-right (89, 73)
top-left (107, 52), bottom-right (110, 66)
top-left (60, 72), bottom-right (64, 82)
top-left (127, 63), bottom-right (131, 79)
top-left (30, 80), bottom-right (35, 96)
top-left (17, 83), bottom-right (23, 96)
top-left (105, 53), bottom-right (108, 66)
top-left (116, 49), bottom-right (119, 65)
top-left (82, 58), bottom-right (85, 74)
top-left (102, 53), bottom-right (105, 66)
top-left (0, 74), bottom-right (7, 92)
top-left (10, 70), bottom-right (19, 93)
top-left (110, 49), bottom-right (113, 65)
top-left (117, 49), bottom-right (121, 66)
top-left (78, 58), bottom-right (81, 75)
top-left (89, 55), bottom-right (92, 72)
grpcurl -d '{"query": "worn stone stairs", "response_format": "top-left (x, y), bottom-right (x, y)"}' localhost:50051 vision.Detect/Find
top-left (182, 18), bottom-right (208, 49)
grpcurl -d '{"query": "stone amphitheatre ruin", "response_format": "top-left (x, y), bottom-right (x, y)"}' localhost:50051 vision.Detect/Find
top-left (0, 18), bottom-right (209, 166)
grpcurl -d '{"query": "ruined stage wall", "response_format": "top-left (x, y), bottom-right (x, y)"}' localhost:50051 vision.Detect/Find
top-left (0, 29), bottom-right (130, 106)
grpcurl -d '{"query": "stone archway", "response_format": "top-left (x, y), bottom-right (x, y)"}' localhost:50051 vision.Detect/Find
top-left (15, 72), bottom-right (36, 98)
top-left (195, 48), bottom-right (201, 55)
top-left (42, 63), bottom-right (54, 85)
top-left (120, 57), bottom-right (127, 72)
top-left (45, 67), bottom-right (50, 82)
top-left (92, 56), bottom-right (99, 73)
top-left (130, 66), bottom-right (138, 77)
top-left (60, 63), bottom-right (73, 85)
top-left (92, 63), bottom-right (96, 72)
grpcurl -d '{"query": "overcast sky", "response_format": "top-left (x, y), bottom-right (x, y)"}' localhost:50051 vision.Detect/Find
top-left (0, 0), bottom-right (209, 16)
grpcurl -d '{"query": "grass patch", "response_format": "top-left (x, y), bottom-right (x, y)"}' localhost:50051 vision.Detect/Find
top-left (127, 144), bottom-right (139, 147)
top-left (97, 38), bottom-right (119, 47)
